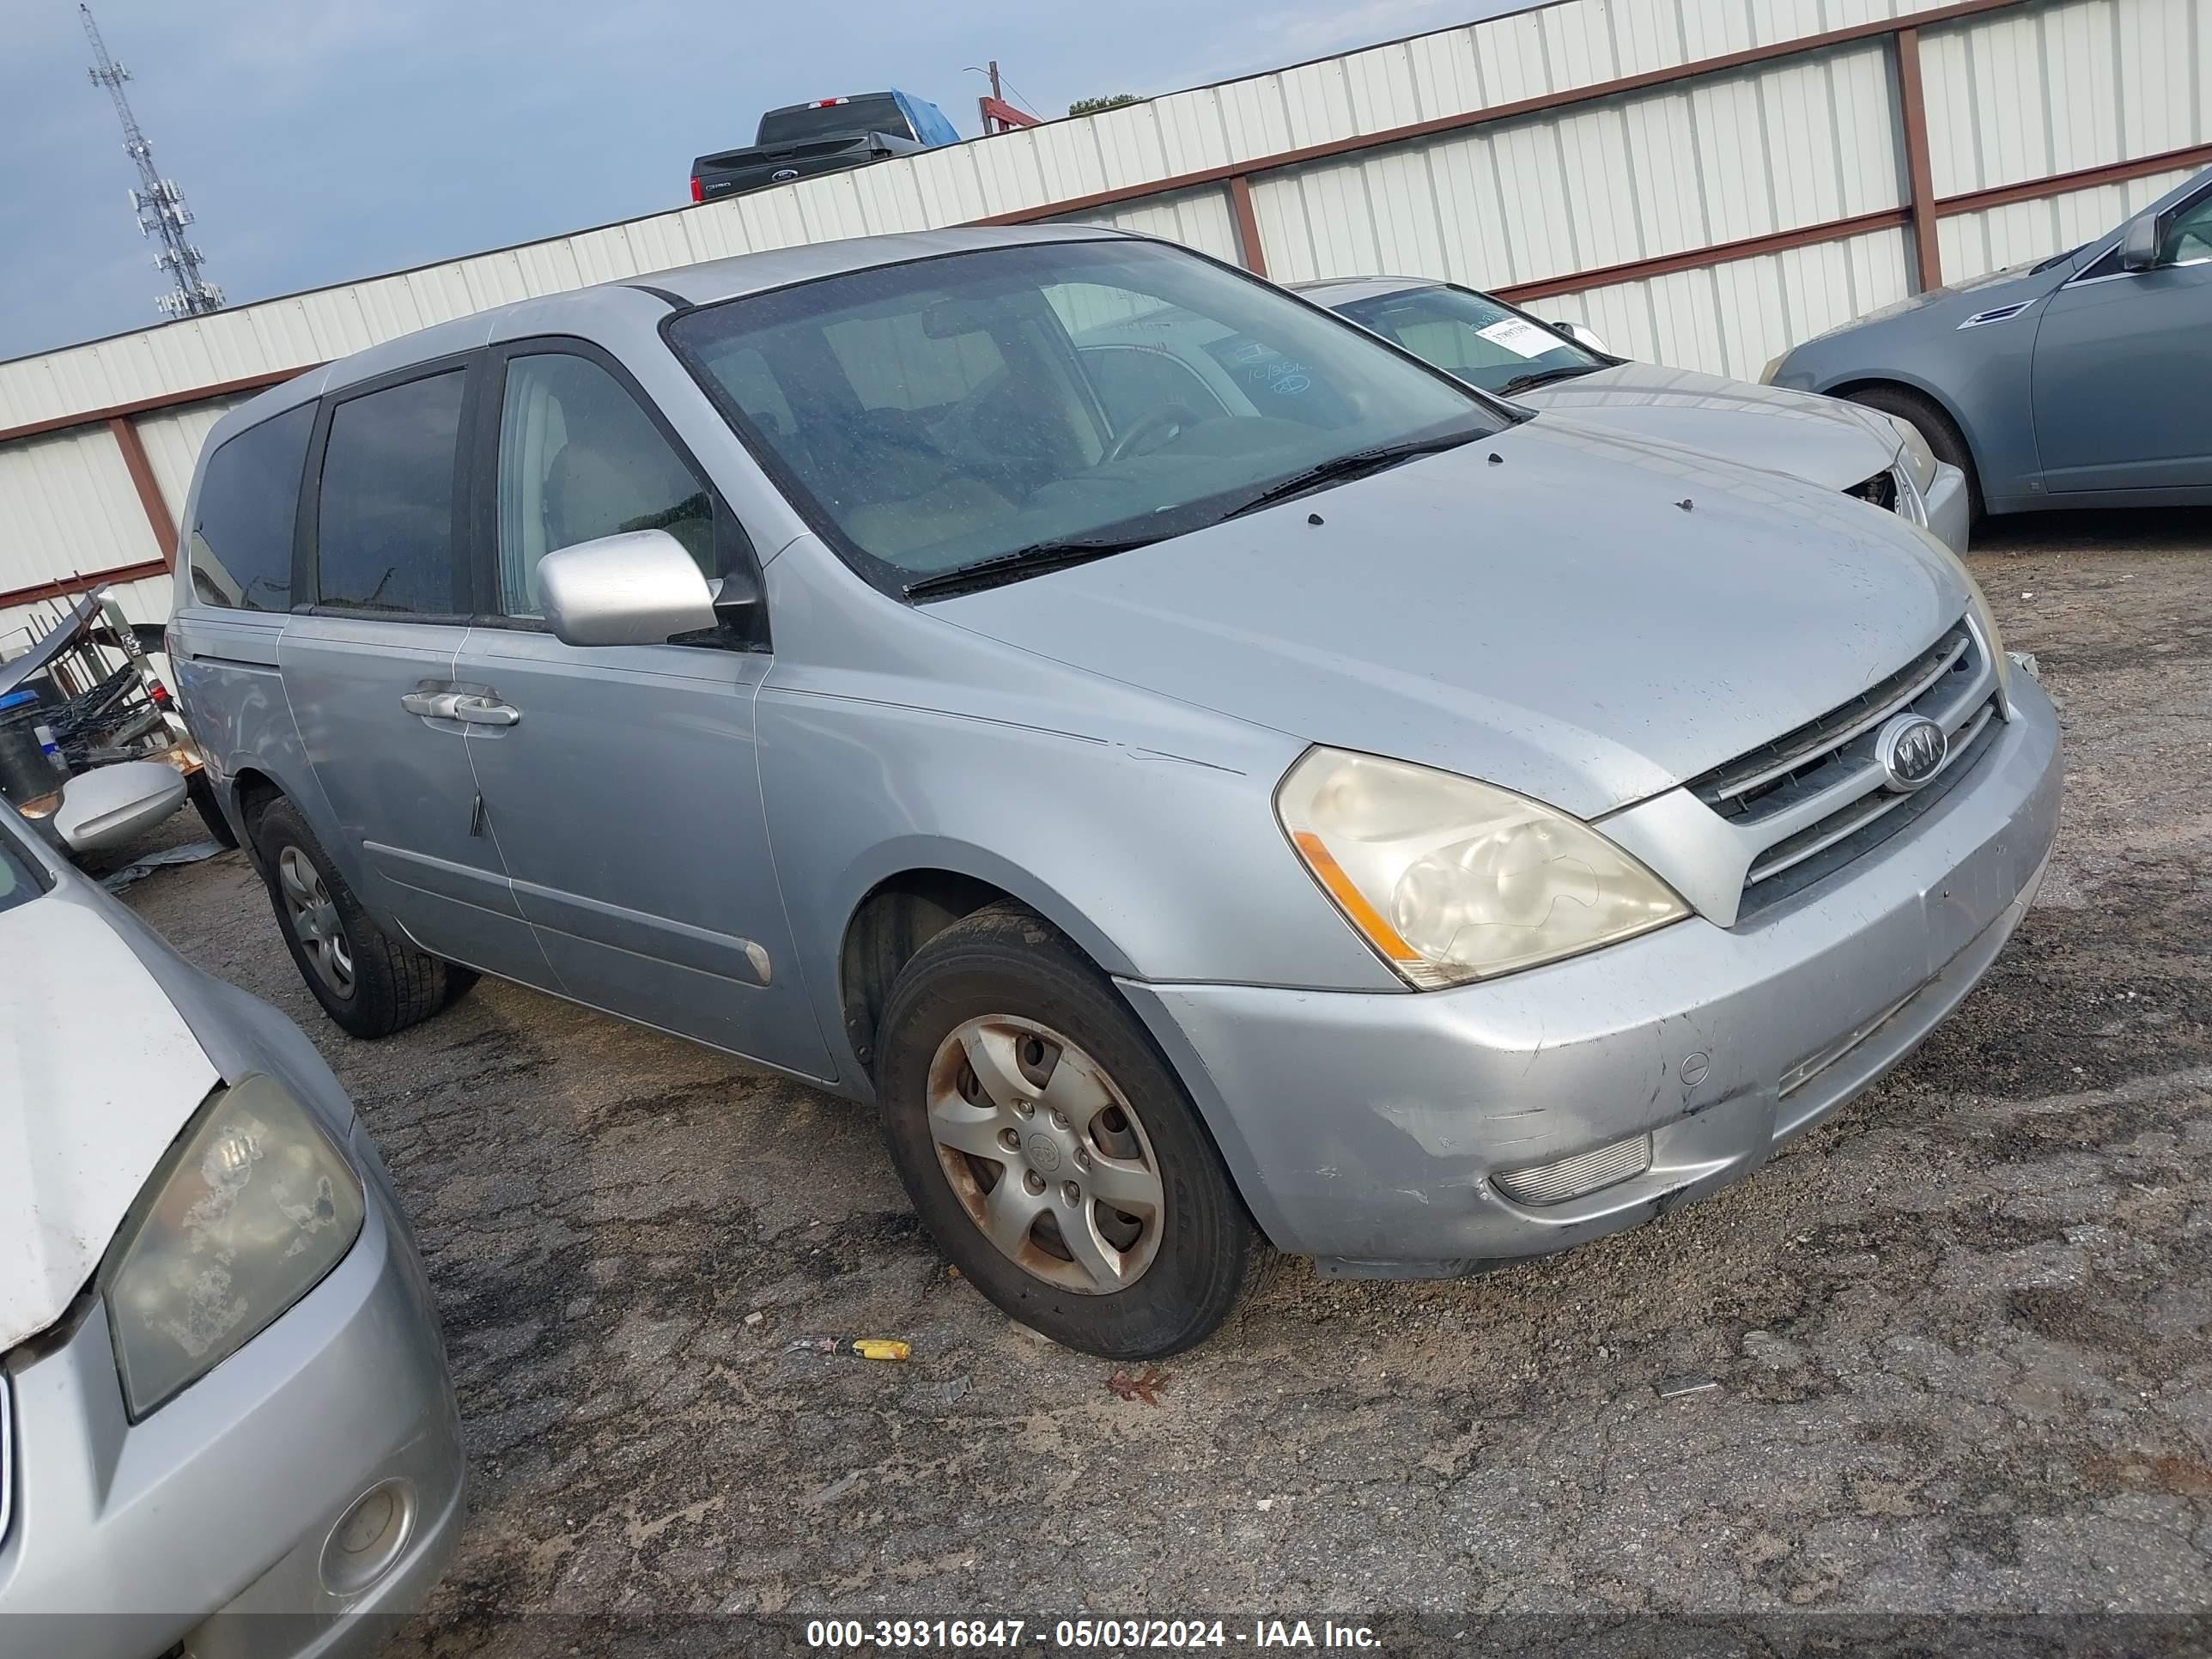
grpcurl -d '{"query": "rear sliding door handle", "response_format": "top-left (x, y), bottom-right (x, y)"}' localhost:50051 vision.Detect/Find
top-left (400, 690), bottom-right (520, 726)
top-left (399, 690), bottom-right (463, 719)
top-left (450, 696), bottom-right (520, 726)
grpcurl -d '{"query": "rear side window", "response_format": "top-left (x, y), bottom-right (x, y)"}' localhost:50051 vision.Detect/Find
top-left (314, 371), bottom-right (468, 615)
top-left (188, 404), bottom-right (313, 611)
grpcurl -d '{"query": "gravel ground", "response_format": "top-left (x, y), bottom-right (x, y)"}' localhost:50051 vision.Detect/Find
top-left (112, 513), bottom-right (2212, 1653)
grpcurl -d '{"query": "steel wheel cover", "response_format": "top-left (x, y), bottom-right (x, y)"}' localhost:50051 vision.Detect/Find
top-left (926, 1015), bottom-right (1165, 1294)
top-left (278, 845), bottom-right (355, 999)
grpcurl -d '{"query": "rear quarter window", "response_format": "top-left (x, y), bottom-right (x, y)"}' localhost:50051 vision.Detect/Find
top-left (188, 403), bottom-right (313, 611)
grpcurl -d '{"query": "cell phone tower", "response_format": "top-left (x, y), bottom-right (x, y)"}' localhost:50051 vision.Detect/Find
top-left (81, 2), bottom-right (223, 319)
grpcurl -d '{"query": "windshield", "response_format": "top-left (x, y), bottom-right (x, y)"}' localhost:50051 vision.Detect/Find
top-left (0, 815), bottom-right (49, 916)
top-left (667, 240), bottom-right (1500, 589)
top-left (757, 96), bottom-right (908, 146)
top-left (1329, 284), bottom-right (1602, 396)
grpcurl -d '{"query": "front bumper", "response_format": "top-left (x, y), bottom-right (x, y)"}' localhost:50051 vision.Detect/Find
top-left (1124, 677), bottom-right (2060, 1274)
top-left (0, 1124), bottom-right (464, 1659)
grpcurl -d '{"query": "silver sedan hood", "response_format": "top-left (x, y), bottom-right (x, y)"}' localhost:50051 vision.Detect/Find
top-left (1, 887), bottom-right (219, 1351)
top-left (940, 417), bottom-right (1966, 819)
top-left (1512, 364), bottom-right (1899, 490)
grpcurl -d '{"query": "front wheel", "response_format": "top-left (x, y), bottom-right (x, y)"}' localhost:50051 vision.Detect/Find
top-left (875, 904), bottom-right (1253, 1358)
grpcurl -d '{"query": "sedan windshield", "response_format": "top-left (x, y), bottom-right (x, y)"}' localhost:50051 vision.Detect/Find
top-left (667, 240), bottom-right (1500, 591)
top-left (1329, 284), bottom-right (1604, 398)
top-left (0, 817), bottom-right (49, 916)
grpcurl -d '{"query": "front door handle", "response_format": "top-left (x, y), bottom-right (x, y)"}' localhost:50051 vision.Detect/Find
top-left (399, 690), bottom-right (464, 720)
top-left (450, 695), bottom-right (520, 726)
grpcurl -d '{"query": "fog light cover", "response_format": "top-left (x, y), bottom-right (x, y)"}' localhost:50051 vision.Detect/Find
top-left (1493, 1133), bottom-right (1653, 1207)
top-left (321, 1479), bottom-right (416, 1595)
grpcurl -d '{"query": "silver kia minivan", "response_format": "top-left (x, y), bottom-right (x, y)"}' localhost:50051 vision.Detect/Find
top-left (172, 227), bottom-right (2061, 1358)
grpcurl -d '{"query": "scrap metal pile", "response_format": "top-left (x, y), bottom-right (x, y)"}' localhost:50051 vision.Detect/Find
top-left (0, 587), bottom-right (230, 852)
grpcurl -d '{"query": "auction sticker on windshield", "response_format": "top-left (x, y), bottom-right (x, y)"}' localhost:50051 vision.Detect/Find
top-left (1475, 317), bottom-right (1561, 358)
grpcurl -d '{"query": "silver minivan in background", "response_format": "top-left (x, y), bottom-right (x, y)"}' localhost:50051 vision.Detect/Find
top-left (171, 227), bottom-right (2061, 1358)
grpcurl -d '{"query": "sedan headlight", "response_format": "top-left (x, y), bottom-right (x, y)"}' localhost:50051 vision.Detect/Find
top-left (1959, 565), bottom-right (2012, 702)
top-left (1882, 411), bottom-right (1939, 495)
top-left (1277, 748), bottom-right (1689, 988)
top-left (106, 1074), bottom-right (365, 1418)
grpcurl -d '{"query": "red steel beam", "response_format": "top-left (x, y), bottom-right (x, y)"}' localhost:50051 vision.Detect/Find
top-left (108, 415), bottom-right (179, 568)
top-left (1895, 28), bottom-right (1945, 290)
top-left (979, 94), bottom-right (1039, 132)
top-left (0, 558), bottom-right (171, 612)
top-left (1493, 208), bottom-right (1913, 303)
top-left (0, 366), bottom-right (311, 446)
top-left (1226, 175), bottom-right (1268, 276)
top-left (1936, 141), bottom-right (2212, 217)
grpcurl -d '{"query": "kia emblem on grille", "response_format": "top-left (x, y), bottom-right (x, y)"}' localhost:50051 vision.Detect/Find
top-left (1876, 714), bottom-right (1948, 793)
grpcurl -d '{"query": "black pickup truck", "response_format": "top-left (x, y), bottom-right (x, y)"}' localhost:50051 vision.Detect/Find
top-left (690, 91), bottom-right (961, 204)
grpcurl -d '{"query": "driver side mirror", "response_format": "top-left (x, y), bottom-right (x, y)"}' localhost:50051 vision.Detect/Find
top-left (537, 529), bottom-right (723, 647)
top-left (2121, 213), bottom-right (2163, 272)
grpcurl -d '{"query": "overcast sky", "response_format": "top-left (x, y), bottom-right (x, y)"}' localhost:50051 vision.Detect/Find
top-left (0, 0), bottom-right (1543, 362)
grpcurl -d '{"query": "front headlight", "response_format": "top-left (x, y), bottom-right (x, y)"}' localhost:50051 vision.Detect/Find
top-left (1883, 411), bottom-right (1939, 495)
top-left (1277, 748), bottom-right (1689, 988)
top-left (1959, 565), bottom-right (2012, 702)
top-left (106, 1074), bottom-right (365, 1418)
top-left (1759, 353), bottom-right (1786, 385)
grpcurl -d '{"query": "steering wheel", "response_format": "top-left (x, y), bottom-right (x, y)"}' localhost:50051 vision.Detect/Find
top-left (1103, 404), bottom-right (1204, 465)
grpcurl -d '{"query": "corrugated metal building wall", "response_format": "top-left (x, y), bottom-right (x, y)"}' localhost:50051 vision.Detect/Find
top-left (3, 0), bottom-right (2205, 650)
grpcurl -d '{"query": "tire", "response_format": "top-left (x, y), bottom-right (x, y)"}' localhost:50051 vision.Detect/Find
top-left (875, 902), bottom-right (1253, 1358)
top-left (185, 769), bottom-right (240, 849)
top-left (252, 796), bottom-right (459, 1039)
top-left (1846, 383), bottom-right (1983, 524)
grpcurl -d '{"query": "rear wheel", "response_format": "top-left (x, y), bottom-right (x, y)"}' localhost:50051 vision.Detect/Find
top-left (252, 796), bottom-right (465, 1038)
top-left (1846, 383), bottom-right (1983, 524)
top-left (875, 903), bottom-right (1253, 1358)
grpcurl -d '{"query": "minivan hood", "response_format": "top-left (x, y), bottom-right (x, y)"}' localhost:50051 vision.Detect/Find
top-left (939, 417), bottom-right (1966, 819)
top-left (1512, 363), bottom-right (1899, 491)
top-left (0, 890), bottom-right (217, 1351)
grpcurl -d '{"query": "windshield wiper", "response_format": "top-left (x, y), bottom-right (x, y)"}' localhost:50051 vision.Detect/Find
top-left (1498, 362), bottom-right (1606, 397)
top-left (1220, 428), bottom-right (1486, 520)
top-left (902, 534), bottom-right (1159, 600)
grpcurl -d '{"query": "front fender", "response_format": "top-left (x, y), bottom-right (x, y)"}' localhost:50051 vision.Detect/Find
top-left (760, 689), bottom-right (1407, 1086)
top-left (1790, 282), bottom-right (2060, 505)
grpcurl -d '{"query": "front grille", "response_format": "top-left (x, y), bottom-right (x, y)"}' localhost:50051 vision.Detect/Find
top-left (1847, 468), bottom-right (1899, 513)
top-left (1691, 622), bottom-right (2002, 918)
